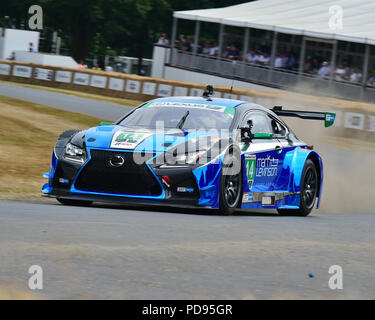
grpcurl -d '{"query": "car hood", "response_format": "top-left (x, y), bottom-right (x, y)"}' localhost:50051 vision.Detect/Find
top-left (84, 125), bottom-right (225, 152)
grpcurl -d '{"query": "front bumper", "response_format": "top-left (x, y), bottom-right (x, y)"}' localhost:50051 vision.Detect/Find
top-left (43, 190), bottom-right (200, 208)
top-left (43, 148), bottom-right (222, 208)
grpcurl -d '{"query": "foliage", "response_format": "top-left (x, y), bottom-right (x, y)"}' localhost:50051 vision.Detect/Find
top-left (0, 0), bottom-right (247, 64)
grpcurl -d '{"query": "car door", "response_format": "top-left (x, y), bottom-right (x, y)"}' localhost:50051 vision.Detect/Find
top-left (268, 115), bottom-right (291, 191)
top-left (240, 111), bottom-right (284, 193)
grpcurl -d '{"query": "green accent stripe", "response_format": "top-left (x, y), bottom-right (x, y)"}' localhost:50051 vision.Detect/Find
top-left (224, 107), bottom-right (235, 116)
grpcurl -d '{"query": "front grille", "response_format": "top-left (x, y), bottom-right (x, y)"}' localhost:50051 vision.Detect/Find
top-left (75, 150), bottom-right (162, 196)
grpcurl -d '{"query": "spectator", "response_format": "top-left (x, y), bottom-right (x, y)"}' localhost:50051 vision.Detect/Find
top-left (209, 42), bottom-right (219, 56)
top-left (181, 39), bottom-right (193, 52)
top-left (335, 64), bottom-right (346, 81)
top-left (179, 34), bottom-right (187, 44)
top-left (28, 42), bottom-right (35, 53)
top-left (202, 42), bottom-right (211, 55)
top-left (226, 44), bottom-right (240, 60)
top-left (317, 61), bottom-right (331, 77)
top-left (7, 51), bottom-right (15, 60)
top-left (253, 51), bottom-right (262, 65)
top-left (274, 53), bottom-right (283, 68)
top-left (259, 52), bottom-right (270, 66)
top-left (349, 68), bottom-right (362, 83)
top-left (77, 60), bottom-right (86, 69)
top-left (156, 33), bottom-right (169, 46)
top-left (310, 58), bottom-right (320, 74)
top-left (92, 63), bottom-right (102, 71)
top-left (343, 62), bottom-right (351, 78)
top-left (281, 52), bottom-right (288, 67)
top-left (196, 41), bottom-right (204, 54)
top-left (286, 52), bottom-right (296, 70)
top-left (245, 48), bottom-right (255, 64)
top-left (367, 71), bottom-right (375, 87)
top-left (174, 34), bottom-right (187, 50)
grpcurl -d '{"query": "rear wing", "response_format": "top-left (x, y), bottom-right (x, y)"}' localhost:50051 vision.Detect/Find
top-left (272, 106), bottom-right (336, 128)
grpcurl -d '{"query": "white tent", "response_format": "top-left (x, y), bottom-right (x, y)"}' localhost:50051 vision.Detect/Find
top-left (174, 0), bottom-right (375, 45)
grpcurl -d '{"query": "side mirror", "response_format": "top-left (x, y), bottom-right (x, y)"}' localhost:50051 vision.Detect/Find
top-left (253, 133), bottom-right (273, 140)
top-left (99, 122), bottom-right (113, 126)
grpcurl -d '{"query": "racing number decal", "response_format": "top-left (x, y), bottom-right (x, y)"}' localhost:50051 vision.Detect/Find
top-left (110, 131), bottom-right (151, 149)
top-left (117, 132), bottom-right (142, 143)
top-left (245, 155), bottom-right (256, 188)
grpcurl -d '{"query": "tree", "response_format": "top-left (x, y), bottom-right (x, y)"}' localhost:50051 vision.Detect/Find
top-left (0, 0), bottom-right (247, 68)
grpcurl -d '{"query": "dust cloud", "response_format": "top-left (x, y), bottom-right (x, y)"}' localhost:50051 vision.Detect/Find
top-left (284, 116), bottom-right (375, 214)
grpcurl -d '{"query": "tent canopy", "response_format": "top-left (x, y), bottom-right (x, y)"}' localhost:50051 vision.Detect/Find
top-left (174, 0), bottom-right (375, 45)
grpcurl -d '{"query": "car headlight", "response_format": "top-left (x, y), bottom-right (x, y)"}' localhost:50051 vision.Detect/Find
top-left (64, 143), bottom-right (86, 163)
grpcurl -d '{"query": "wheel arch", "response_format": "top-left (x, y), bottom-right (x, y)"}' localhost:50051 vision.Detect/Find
top-left (288, 148), bottom-right (323, 208)
top-left (306, 152), bottom-right (323, 208)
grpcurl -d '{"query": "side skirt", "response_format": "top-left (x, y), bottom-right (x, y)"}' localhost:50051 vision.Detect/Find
top-left (241, 192), bottom-right (300, 210)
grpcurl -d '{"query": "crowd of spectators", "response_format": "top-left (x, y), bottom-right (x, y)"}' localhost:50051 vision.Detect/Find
top-left (305, 59), bottom-right (370, 85)
top-left (173, 36), bottom-right (300, 70)
top-left (155, 33), bottom-right (375, 87)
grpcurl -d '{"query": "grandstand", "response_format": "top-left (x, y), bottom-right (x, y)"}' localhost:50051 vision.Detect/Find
top-left (168, 0), bottom-right (375, 102)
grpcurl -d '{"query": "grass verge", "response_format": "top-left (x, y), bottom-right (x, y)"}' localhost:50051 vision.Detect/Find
top-left (0, 95), bottom-right (104, 200)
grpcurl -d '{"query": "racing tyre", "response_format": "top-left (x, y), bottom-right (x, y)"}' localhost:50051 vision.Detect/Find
top-left (278, 159), bottom-right (318, 217)
top-left (57, 198), bottom-right (93, 207)
top-left (219, 148), bottom-right (242, 215)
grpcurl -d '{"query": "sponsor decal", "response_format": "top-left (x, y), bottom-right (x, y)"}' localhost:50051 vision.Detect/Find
top-left (55, 70), bottom-right (72, 83)
top-left (34, 68), bottom-right (52, 81)
top-left (256, 156), bottom-right (279, 178)
top-left (73, 73), bottom-right (90, 85)
top-left (157, 84), bottom-right (172, 97)
top-left (0, 64), bottom-right (10, 75)
top-left (242, 192), bottom-right (285, 205)
top-left (147, 102), bottom-right (233, 115)
top-left (242, 193), bottom-right (254, 203)
top-left (110, 130), bottom-right (152, 150)
top-left (173, 86), bottom-right (188, 96)
top-left (177, 187), bottom-right (194, 193)
top-left (245, 155), bottom-right (256, 188)
top-left (331, 111), bottom-right (375, 133)
top-left (13, 65), bottom-right (32, 78)
top-left (108, 78), bottom-right (124, 91)
top-left (368, 115), bottom-right (375, 132)
top-left (142, 82), bottom-right (156, 95)
top-left (344, 112), bottom-right (365, 130)
top-left (126, 80), bottom-right (140, 93)
top-left (325, 113), bottom-right (336, 127)
top-left (262, 196), bottom-right (274, 206)
top-left (90, 75), bottom-right (107, 88)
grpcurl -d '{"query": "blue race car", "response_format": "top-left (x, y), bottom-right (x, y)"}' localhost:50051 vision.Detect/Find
top-left (42, 86), bottom-right (335, 216)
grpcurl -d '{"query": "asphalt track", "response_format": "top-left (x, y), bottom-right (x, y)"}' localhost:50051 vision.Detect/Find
top-left (0, 82), bottom-right (131, 120)
top-left (0, 82), bottom-right (374, 299)
top-left (1, 201), bottom-right (374, 299)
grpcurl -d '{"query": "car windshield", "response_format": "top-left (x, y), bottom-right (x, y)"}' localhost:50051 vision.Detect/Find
top-left (118, 102), bottom-right (235, 130)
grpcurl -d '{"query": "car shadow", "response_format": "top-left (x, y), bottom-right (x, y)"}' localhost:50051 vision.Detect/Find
top-left (87, 202), bottom-right (281, 217)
